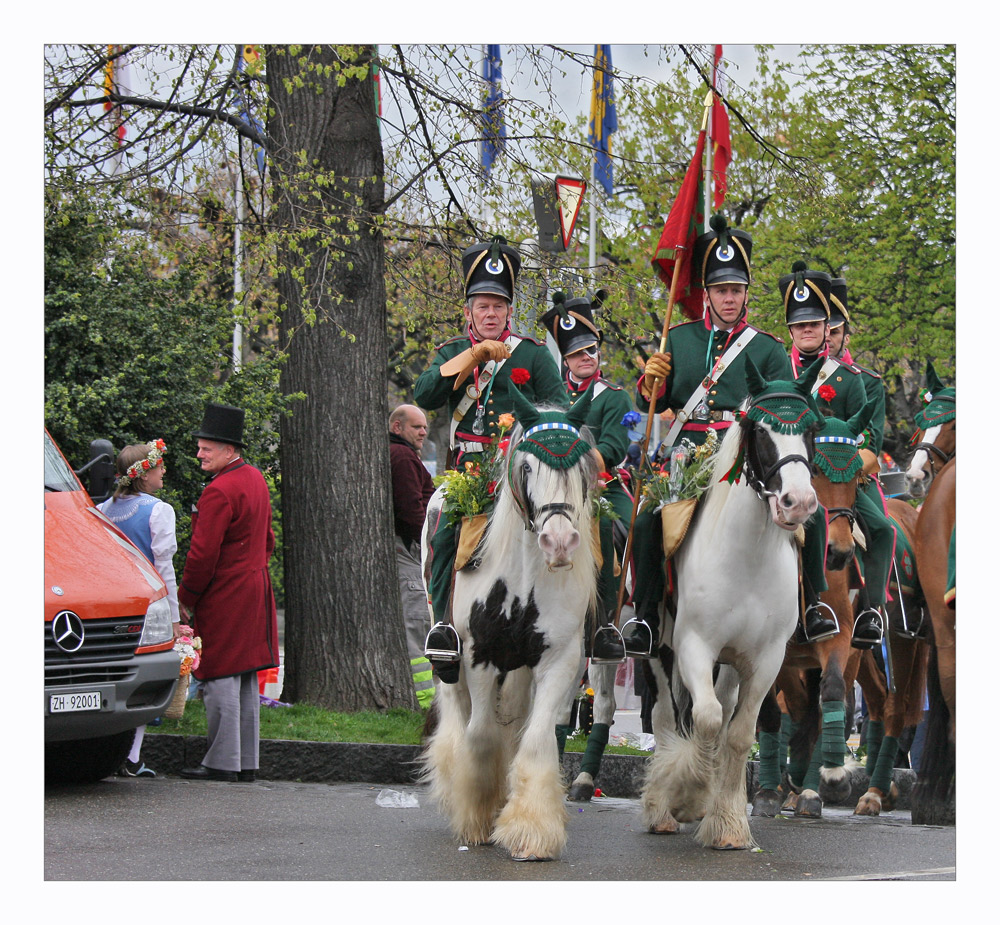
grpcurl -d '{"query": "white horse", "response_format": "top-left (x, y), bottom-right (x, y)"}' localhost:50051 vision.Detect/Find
top-left (641, 360), bottom-right (824, 850)
top-left (420, 388), bottom-right (600, 860)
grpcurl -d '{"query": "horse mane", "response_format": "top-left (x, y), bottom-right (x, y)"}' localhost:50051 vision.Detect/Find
top-left (695, 403), bottom-right (749, 526)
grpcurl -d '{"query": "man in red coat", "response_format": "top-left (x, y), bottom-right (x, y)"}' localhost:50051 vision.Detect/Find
top-left (179, 403), bottom-right (279, 783)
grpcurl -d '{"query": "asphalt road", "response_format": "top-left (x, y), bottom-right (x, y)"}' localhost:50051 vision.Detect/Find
top-left (44, 774), bottom-right (955, 883)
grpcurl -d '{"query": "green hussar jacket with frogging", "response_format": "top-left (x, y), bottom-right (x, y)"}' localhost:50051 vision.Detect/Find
top-left (637, 319), bottom-right (793, 446)
top-left (414, 332), bottom-right (566, 449)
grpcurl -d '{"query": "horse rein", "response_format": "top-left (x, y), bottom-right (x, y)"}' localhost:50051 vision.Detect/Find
top-left (911, 438), bottom-right (953, 478)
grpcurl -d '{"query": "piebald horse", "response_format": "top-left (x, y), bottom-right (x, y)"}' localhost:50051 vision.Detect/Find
top-left (641, 361), bottom-right (823, 850)
top-left (753, 397), bottom-right (880, 818)
top-left (420, 387), bottom-right (601, 860)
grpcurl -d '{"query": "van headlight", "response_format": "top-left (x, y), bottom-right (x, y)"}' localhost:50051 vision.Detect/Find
top-left (139, 596), bottom-right (174, 646)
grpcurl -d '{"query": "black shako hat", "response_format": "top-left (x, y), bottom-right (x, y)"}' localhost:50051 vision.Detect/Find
top-left (539, 290), bottom-right (606, 356)
top-left (781, 261), bottom-right (832, 326)
top-left (828, 277), bottom-right (849, 329)
top-left (461, 235), bottom-right (521, 302)
top-left (693, 213), bottom-right (753, 287)
top-left (192, 403), bottom-right (245, 447)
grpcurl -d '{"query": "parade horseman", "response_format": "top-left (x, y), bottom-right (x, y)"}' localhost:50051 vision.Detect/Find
top-left (415, 236), bottom-right (567, 680)
top-left (623, 214), bottom-right (797, 658)
top-left (782, 264), bottom-right (892, 647)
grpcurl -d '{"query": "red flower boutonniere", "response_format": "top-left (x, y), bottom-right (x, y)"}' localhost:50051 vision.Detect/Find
top-left (817, 384), bottom-right (836, 402)
top-left (510, 368), bottom-right (531, 385)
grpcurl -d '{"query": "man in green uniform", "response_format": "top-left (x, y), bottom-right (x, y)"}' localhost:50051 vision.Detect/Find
top-left (540, 289), bottom-right (634, 661)
top-left (824, 276), bottom-right (896, 647)
top-left (623, 215), bottom-right (797, 657)
top-left (415, 236), bottom-right (567, 680)
top-left (782, 263), bottom-right (875, 644)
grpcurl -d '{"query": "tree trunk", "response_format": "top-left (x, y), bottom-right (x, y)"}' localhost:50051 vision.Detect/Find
top-left (266, 45), bottom-right (415, 710)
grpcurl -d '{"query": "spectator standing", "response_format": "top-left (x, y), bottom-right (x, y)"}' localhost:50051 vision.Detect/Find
top-left (179, 403), bottom-right (279, 783)
top-left (389, 404), bottom-right (436, 708)
top-left (98, 438), bottom-right (180, 777)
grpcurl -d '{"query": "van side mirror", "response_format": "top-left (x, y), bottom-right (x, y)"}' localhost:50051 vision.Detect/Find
top-left (76, 439), bottom-right (116, 503)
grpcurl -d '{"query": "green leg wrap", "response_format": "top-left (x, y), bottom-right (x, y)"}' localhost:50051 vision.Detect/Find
top-left (778, 713), bottom-right (791, 778)
top-left (787, 721), bottom-right (808, 788)
top-left (555, 724), bottom-right (570, 761)
top-left (579, 722), bottom-right (610, 778)
top-left (868, 734), bottom-right (898, 794)
top-left (865, 719), bottom-right (884, 775)
top-left (821, 701), bottom-right (846, 768)
top-left (802, 737), bottom-right (823, 792)
top-left (758, 730), bottom-right (783, 791)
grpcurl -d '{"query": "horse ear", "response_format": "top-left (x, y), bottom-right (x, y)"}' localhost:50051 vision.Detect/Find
top-left (926, 360), bottom-right (946, 396)
top-left (795, 356), bottom-right (823, 396)
top-left (508, 381), bottom-right (541, 430)
top-left (744, 358), bottom-right (766, 397)
top-left (845, 395), bottom-right (879, 439)
top-left (566, 382), bottom-right (595, 429)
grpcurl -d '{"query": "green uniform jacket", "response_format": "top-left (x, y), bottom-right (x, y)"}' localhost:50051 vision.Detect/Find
top-left (636, 319), bottom-right (792, 447)
top-left (414, 330), bottom-right (566, 452)
top-left (791, 353), bottom-right (867, 421)
top-left (844, 359), bottom-right (886, 455)
top-left (566, 373), bottom-right (635, 523)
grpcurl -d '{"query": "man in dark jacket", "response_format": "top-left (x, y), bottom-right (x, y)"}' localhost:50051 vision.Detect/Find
top-left (179, 403), bottom-right (279, 783)
top-left (389, 404), bottom-right (436, 708)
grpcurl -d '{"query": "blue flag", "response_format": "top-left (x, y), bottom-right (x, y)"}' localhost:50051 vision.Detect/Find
top-left (235, 45), bottom-right (266, 177)
top-left (588, 45), bottom-right (617, 196)
top-left (480, 44), bottom-right (506, 179)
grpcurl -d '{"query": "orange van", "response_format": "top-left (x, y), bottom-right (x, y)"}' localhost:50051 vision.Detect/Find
top-left (44, 429), bottom-right (180, 784)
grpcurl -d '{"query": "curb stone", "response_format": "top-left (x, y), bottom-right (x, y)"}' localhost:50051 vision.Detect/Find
top-left (142, 734), bottom-right (918, 808)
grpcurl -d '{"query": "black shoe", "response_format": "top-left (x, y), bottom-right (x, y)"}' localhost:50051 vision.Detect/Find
top-left (591, 626), bottom-right (625, 662)
top-left (803, 602), bottom-right (839, 643)
top-left (237, 770), bottom-right (257, 782)
top-left (622, 619), bottom-right (654, 659)
top-left (425, 623), bottom-right (461, 683)
top-left (433, 661), bottom-right (461, 684)
top-left (852, 607), bottom-right (884, 649)
top-left (181, 764), bottom-right (238, 782)
top-left (118, 759), bottom-right (156, 778)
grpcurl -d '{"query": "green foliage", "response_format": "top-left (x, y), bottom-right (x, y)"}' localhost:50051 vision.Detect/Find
top-left (43, 187), bottom-right (294, 597)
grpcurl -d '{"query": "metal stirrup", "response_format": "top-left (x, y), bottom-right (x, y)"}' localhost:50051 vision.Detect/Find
top-left (621, 615), bottom-right (655, 658)
top-left (424, 623), bottom-right (462, 662)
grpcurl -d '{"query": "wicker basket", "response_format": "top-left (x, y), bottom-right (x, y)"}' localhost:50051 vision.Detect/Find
top-left (164, 673), bottom-right (190, 720)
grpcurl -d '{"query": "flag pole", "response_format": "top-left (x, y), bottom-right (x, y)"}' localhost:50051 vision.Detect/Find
top-left (611, 92), bottom-right (713, 627)
top-left (589, 160), bottom-right (597, 283)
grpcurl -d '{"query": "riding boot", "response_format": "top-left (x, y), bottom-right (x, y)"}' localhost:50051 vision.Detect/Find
top-left (591, 519), bottom-right (625, 662)
top-left (852, 493), bottom-right (889, 649)
top-left (795, 560), bottom-right (838, 644)
top-left (622, 509), bottom-right (661, 658)
top-left (851, 562), bottom-right (884, 650)
top-left (424, 622), bottom-right (461, 684)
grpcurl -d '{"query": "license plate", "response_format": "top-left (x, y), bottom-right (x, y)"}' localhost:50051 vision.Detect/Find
top-left (49, 691), bottom-right (103, 713)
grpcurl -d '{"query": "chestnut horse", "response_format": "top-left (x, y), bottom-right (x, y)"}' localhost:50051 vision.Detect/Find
top-left (905, 361), bottom-right (955, 500)
top-left (753, 397), bottom-right (879, 818)
top-left (852, 498), bottom-right (930, 815)
top-left (910, 457), bottom-right (956, 825)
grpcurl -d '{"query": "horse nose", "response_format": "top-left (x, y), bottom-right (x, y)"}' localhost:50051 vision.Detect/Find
top-left (538, 525), bottom-right (581, 566)
top-left (780, 487), bottom-right (818, 519)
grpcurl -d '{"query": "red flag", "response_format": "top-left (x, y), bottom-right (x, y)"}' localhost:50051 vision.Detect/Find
top-left (650, 128), bottom-right (707, 320)
top-left (711, 45), bottom-right (731, 210)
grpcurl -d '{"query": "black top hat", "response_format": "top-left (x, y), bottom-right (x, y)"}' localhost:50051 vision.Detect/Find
top-left (462, 235), bottom-right (521, 302)
top-left (828, 278), bottom-right (849, 328)
top-left (693, 214), bottom-right (753, 287)
top-left (192, 403), bottom-right (245, 447)
top-left (780, 261), bottom-right (832, 325)
top-left (539, 290), bottom-right (606, 356)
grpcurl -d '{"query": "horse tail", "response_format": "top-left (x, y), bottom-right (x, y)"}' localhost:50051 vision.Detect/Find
top-left (911, 632), bottom-right (956, 825)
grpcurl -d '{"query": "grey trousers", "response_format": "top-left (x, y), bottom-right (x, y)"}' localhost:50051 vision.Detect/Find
top-left (201, 671), bottom-right (260, 772)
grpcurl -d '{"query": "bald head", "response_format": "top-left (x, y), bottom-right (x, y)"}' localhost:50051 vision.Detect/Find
top-left (390, 404), bottom-right (429, 452)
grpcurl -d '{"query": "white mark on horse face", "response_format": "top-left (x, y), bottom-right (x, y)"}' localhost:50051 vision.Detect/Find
top-left (524, 460), bottom-right (583, 568)
top-left (906, 424), bottom-right (940, 493)
top-left (766, 429), bottom-right (817, 529)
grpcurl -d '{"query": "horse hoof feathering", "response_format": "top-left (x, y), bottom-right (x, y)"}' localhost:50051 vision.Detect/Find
top-left (420, 388), bottom-right (601, 862)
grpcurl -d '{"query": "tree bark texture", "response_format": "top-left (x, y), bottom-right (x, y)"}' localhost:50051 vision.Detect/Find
top-left (267, 45), bottom-right (416, 710)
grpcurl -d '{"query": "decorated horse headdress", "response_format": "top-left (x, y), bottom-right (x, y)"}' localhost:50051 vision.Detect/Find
top-left (813, 396), bottom-right (881, 483)
top-left (503, 384), bottom-right (595, 528)
top-left (915, 360), bottom-right (956, 430)
top-left (743, 357), bottom-right (825, 436)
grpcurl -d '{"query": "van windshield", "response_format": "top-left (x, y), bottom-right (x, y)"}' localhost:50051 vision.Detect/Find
top-left (44, 432), bottom-right (82, 492)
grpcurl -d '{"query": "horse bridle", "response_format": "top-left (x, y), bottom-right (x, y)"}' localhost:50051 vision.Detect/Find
top-left (826, 505), bottom-right (857, 530)
top-left (911, 437), bottom-right (953, 479)
top-left (743, 398), bottom-right (814, 500)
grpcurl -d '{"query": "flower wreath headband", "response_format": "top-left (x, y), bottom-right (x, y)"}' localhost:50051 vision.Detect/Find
top-left (117, 439), bottom-right (167, 489)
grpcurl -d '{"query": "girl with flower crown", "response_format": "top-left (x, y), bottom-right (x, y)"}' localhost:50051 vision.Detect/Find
top-left (98, 439), bottom-right (180, 777)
